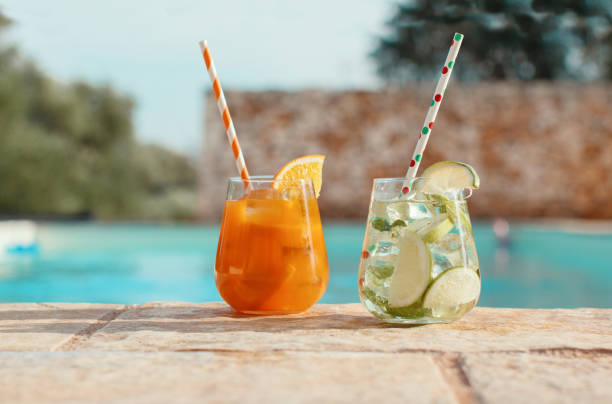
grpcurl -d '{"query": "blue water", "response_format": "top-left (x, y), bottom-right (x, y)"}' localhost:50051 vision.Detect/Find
top-left (1, 223), bottom-right (611, 308)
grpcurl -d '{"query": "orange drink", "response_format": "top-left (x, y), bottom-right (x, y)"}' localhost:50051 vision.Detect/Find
top-left (200, 42), bottom-right (328, 314)
top-left (215, 176), bottom-right (329, 314)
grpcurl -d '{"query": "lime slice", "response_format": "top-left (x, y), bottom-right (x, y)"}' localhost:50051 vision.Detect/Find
top-left (388, 231), bottom-right (432, 307)
top-left (423, 267), bottom-right (480, 310)
top-left (421, 161), bottom-right (480, 193)
top-left (419, 215), bottom-right (454, 243)
top-left (427, 194), bottom-right (473, 234)
top-left (444, 199), bottom-right (473, 234)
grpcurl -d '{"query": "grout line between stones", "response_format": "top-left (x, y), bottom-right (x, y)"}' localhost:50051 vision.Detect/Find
top-left (393, 347), bottom-right (612, 358)
top-left (52, 306), bottom-right (133, 352)
top-left (526, 347), bottom-right (612, 358)
top-left (164, 347), bottom-right (612, 358)
top-left (432, 353), bottom-right (480, 404)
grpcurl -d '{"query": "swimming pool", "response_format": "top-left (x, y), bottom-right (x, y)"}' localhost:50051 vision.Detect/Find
top-left (0, 223), bottom-right (610, 308)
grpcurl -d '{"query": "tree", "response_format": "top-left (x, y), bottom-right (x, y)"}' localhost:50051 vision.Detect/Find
top-left (0, 11), bottom-right (197, 220)
top-left (372, 0), bottom-right (612, 82)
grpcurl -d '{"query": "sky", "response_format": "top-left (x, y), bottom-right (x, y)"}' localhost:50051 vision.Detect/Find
top-left (1, 0), bottom-right (392, 154)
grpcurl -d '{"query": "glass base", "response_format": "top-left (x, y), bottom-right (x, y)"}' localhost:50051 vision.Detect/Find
top-left (363, 298), bottom-right (477, 325)
top-left (238, 309), bottom-right (307, 316)
top-left (376, 316), bottom-right (454, 325)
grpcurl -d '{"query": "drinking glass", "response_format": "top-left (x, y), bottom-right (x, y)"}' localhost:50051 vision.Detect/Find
top-left (358, 177), bottom-right (480, 324)
top-left (216, 176), bottom-right (329, 314)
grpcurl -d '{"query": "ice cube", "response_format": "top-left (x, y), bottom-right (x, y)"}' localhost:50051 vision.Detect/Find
top-left (364, 227), bottom-right (393, 252)
top-left (403, 189), bottom-right (428, 202)
top-left (246, 188), bottom-right (282, 200)
top-left (404, 212), bottom-right (448, 238)
top-left (364, 264), bottom-right (391, 296)
top-left (374, 240), bottom-right (399, 256)
top-left (429, 231), bottom-right (475, 272)
top-left (430, 250), bottom-right (454, 277)
top-left (367, 236), bottom-right (399, 271)
top-left (365, 237), bottom-right (398, 293)
top-left (436, 232), bottom-right (462, 251)
top-left (370, 200), bottom-right (390, 220)
top-left (385, 201), bottom-right (410, 223)
top-left (391, 221), bottom-right (407, 238)
top-left (369, 259), bottom-right (395, 279)
top-left (408, 202), bottom-right (433, 221)
top-left (245, 189), bottom-right (283, 221)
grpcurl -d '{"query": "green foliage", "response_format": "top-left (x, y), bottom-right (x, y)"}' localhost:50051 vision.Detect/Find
top-left (372, 0), bottom-right (612, 81)
top-left (0, 13), bottom-right (197, 220)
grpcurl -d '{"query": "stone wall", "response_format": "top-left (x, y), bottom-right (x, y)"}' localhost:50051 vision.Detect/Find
top-left (199, 84), bottom-right (612, 221)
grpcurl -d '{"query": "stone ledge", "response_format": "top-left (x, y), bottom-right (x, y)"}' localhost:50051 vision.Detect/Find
top-left (0, 303), bottom-right (123, 351)
top-left (0, 303), bottom-right (610, 403)
top-left (55, 303), bottom-right (612, 353)
top-left (462, 352), bottom-right (612, 404)
top-left (0, 351), bottom-right (456, 404)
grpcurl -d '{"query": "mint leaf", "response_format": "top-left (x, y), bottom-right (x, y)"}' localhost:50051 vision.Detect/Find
top-left (391, 219), bottom-right (406, 228)
top-left (369, 262), bottom-right (394, 279)
top-left (371, 217), bottom-right (391, 232)
top-left (361, 286), bottom-right (390, 308)
top-left (362, 286), bottom-right (432, 319)
top-left (387, 304), bottom-right (432, 318)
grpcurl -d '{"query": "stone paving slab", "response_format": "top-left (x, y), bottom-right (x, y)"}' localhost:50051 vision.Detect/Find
top-left (462, 352), bottom-right (612, 404)
top-left (0, 351), bottom-right (454, 404)
top-left (78, 303), bottom-right (612, 353)
top-left (0, 303), bottom-right (123, 351)
top-left (0, 302), bottom-right (610, 404)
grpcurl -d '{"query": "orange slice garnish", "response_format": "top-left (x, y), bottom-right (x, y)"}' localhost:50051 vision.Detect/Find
top-left (272, 155), bottom-right (325, 198)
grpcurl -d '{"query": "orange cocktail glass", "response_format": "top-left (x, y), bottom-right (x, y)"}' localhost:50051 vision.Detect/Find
top-left (215, 176), bottom-right (329, 314)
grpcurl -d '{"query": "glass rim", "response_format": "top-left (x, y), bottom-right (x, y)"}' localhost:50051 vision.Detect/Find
top-left (228, 175), bottom-right (313, 184)
top-left (373, 176), bottom-right (432, 183)
top-left (372, 176), bottom-right (473, 200)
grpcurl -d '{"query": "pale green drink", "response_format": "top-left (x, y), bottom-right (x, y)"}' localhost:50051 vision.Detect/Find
top-left (358, 173), bottom-right (480, 324)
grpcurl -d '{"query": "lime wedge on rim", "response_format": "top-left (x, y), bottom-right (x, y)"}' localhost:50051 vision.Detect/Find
top-left (421, 161), bottom-right (480, 193)
top-left (388, 231), bottom-right (432, 307)
top-left (423, 267), bottom-right (480, 310)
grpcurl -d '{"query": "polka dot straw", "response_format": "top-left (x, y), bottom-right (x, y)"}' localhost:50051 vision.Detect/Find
top-left (199, 40), bottom-right (251, 189)
top-left (404, 33), bottom-right (464, 188)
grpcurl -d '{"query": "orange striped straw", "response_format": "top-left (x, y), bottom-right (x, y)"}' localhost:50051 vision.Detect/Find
top-left (199, 40), bottom-right (251, 189)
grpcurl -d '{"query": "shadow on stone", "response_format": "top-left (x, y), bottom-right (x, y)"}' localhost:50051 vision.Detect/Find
top-left (0, 308), bottom-right (119, 321)
top-left (0, 305), bottom-right (423, 334)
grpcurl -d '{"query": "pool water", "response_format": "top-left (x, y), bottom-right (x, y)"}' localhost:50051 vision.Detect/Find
top-left (0, 223), bottom-right (610, 308)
